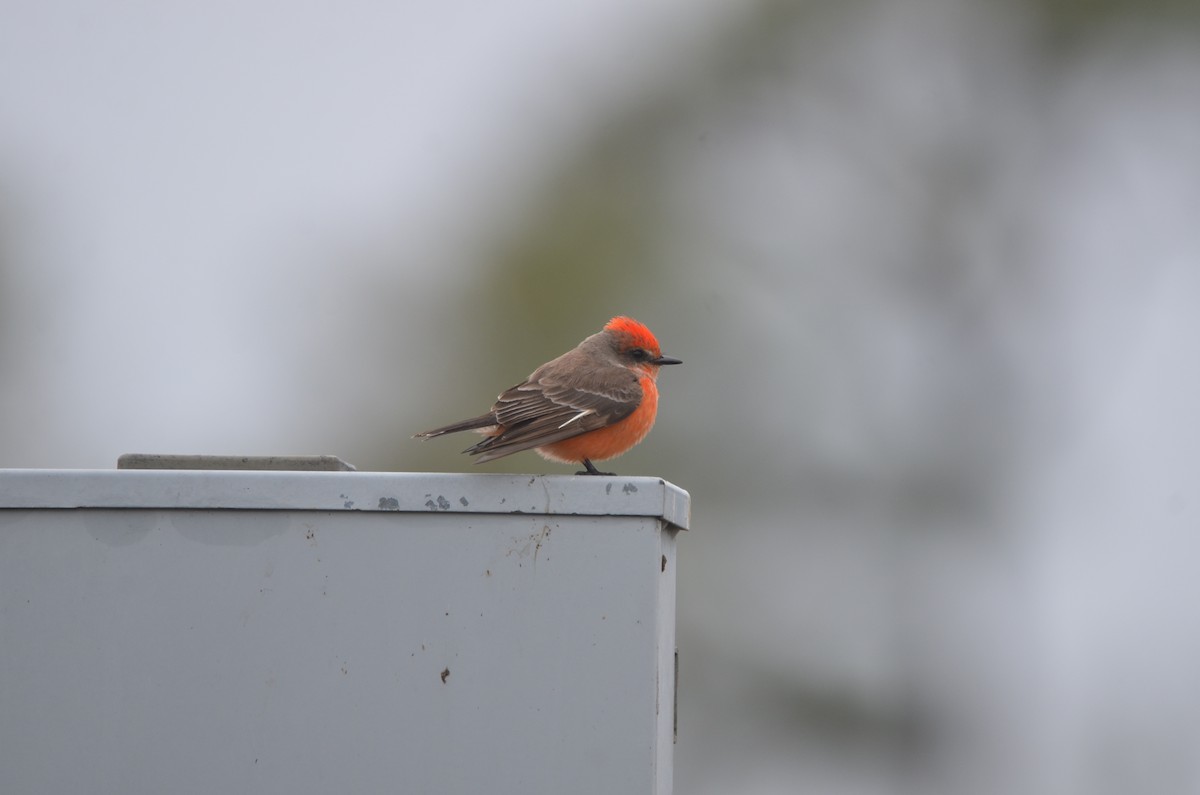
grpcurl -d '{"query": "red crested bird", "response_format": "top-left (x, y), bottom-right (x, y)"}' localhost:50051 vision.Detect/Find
top-left (414, 316), bottom-right (681, 475)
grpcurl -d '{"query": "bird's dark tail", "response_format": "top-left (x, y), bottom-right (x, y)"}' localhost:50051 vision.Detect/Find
top-left (412, 413), bottom-right (498, 440)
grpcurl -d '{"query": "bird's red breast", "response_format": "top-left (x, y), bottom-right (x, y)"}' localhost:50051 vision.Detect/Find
top-left (536, 375), bottom-right (659, 464)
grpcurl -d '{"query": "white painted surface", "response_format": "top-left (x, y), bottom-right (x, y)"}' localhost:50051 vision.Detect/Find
top-left (0, 470), bottom-right (690, 531)
top-left (0, 472), bottom-right (685, 795)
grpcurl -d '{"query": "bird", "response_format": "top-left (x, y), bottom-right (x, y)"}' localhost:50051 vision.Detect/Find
top-left (414, 316), bottom-right (681, 475)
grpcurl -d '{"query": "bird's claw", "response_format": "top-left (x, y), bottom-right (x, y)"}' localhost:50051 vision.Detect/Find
top-left (577, 458), bottom-right (615, 476)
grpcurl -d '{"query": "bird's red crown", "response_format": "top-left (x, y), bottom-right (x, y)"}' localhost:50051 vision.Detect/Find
top-left (604, 316), bottom-right (661, 355)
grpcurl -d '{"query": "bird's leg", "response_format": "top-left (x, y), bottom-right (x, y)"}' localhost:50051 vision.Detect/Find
top-left (576, 458), bottom-right (615, 476)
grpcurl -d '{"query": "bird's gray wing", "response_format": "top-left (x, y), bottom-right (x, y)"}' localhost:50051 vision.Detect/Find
top-left (465, 362), bottom-right (642, 462)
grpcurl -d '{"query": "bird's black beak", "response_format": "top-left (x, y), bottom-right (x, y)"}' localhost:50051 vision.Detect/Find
top-left (652, 355), bottom-right (682, 366)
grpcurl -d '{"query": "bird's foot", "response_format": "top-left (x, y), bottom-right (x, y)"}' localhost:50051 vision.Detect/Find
top-left (576, 458), bottom-right (615, 476)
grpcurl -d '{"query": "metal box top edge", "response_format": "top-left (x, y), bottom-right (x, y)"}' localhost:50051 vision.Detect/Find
top-left (0, 470), bottom-right (690, 531)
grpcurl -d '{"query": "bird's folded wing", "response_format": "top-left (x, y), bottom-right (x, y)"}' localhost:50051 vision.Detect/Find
top-left (465, 370), bottom-right (642, 460)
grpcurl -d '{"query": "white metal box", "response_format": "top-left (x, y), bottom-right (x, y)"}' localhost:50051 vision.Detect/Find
top-left (0, 470), bottom-right (688, 795)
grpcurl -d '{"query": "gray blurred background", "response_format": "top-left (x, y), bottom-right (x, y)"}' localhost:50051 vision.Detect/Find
top-left (3, 0), bottom-right (1200, 792)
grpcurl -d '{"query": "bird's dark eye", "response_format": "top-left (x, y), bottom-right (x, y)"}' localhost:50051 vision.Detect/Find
top-left (629, 348), bottom-right (651, 361)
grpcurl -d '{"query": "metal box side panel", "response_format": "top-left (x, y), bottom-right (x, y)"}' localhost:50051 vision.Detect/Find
top-left (0, 508), bottom-right (677, 795)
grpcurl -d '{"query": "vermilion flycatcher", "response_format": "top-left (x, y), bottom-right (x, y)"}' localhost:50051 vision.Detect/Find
top-left (415, 316), bottom-right (681, 475)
